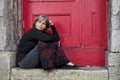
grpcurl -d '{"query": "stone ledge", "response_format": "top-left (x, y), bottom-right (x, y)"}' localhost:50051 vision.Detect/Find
top-left (10, 67), bottom-right (108, 80)
top-left (0, 51), bottom-right (16, 80)
top-left (0, 51), bottom-right (16, 70)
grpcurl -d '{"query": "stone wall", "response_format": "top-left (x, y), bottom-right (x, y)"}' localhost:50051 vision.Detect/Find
top-left (106, 0), bottom-right (120, 80)
top-left (1, 0), bottom-right (22, 51)
top-left (0, 0), bottom-right (21, 80)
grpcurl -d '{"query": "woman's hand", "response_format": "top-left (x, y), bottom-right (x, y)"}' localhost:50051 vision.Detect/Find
top-left (49, 20), bottom-right (54, 26)
top-left (58, 41), bottom-right (60, 47)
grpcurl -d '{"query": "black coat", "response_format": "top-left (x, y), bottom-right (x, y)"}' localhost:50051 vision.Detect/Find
top-left (16, 25), bottom-right (60, 64)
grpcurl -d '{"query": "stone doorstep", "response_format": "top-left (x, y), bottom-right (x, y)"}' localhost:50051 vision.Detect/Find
top-left (10, 67), bottom-right (108, 80)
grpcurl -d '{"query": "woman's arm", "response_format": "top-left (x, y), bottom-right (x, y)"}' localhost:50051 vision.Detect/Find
top-left (49, 20), bottom-right (60, 41)
top-left (51, 25), bottom-right (60, 41)
top-left (35, 30), bottom-right (59, 42)
top-left (30, 28), bottom-right (58, 42)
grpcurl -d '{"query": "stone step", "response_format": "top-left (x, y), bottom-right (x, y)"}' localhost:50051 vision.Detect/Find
top-left (10, 67), bottom-right (108, 80)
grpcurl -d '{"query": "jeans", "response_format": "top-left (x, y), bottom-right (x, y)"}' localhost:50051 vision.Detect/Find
top-left (18, 45), bottom-right (41, 68)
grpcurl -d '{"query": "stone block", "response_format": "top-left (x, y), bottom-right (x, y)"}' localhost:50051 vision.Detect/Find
top-left (108, 66), bottom-right (120, 80)
top-left (0, 52), bottom-right (16, 70)
top-left (10, 67), bottom-right (108, 80)
top-left (0, 0), bottom-right (4, 16)
top-left (108, 67), bottom-right (120, 77)
top-left (110, 30), bottom-right (120, 52)
top-left (106, 52), bottom-right (120, 67)
top-left (111, 0), bottom-right (120, 15)
top-left (0, 51), bottom-right (16, 80)
top-left (111, 14), bottom-right (120, 30)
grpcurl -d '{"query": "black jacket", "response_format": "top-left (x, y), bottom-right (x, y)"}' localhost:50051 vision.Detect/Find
top-left (16, 25), bottom-right (59, 64)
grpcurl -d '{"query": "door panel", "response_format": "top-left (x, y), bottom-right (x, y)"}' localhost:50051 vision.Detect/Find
top-left (22, 0), bottom-right (107, 66)
top-left (81, 0), bottom-right (107, 48)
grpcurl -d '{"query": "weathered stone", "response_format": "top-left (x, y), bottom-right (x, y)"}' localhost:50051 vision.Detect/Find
top-left (17, 0), bottom-right (22, 43)
top-left (111, 14), bottom-right (120, 30)
top-left (0, 51), bottom-right (16, 80)
top-left (106, 52), bottom-right (120, 67)
top-left (18, 0), bottom-right (22, 21)
top-left (108, 66), bottom-right (120, 80)
top-left (3, 0), bottom-right (19, 51)
top-left (0, 0), bottom-right (4, 16)
top-left (10, 67), bottom-right (108, 80)
top-left (0, 17), bottom-right (6, 50)
top-left (111, 0), bottom-right (120, 15)
top-left (0, 70), bottom-right (10, 80)
top-left (110, 30), bottom-right (120, 52)
top-left (109, 1), bottom-right (120, 80)
top-left (109, 76), bottom-right (120, 80)
top-left (0, 52), bottom-right (16, 70)
top-left (108, 67), bottom-right (120, 77)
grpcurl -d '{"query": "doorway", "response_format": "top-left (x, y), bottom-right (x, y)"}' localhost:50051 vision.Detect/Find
top-left (22, 0), bottom-right (107, 66)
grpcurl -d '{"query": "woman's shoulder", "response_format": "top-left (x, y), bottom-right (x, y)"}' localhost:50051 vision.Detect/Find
top-left (28, 27), bottom-right (40, 33)
top-left (28, 27), bottom-right (45, 36)
top-left (24, 27), bottom-right (46, 37)
top-left (22, 28), bottom-right (37, 36)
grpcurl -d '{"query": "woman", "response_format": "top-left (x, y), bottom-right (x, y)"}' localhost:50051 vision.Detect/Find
top-left (16, 15), bottom-right (77, 70)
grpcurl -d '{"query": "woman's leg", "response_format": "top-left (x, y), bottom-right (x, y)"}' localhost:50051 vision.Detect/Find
top-left (38, 42), bottom-right (55, 70)
top-left (54, 46), bottom-right (69, 67)
top-left (18, 45), bottom-right (41, 69)
top-left (38, 41), bottom-right (69, 69)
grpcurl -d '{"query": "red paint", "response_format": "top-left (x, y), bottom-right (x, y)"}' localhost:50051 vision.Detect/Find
top-left (22, 0), bottom-right (107, 66)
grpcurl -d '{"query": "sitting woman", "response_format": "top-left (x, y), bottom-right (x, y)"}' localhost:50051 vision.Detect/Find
top-left (16, 15), bottom-right (77, 70)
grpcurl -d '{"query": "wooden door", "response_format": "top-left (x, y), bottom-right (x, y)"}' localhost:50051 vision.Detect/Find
top-left (22, 0), bottom-right (107, 66)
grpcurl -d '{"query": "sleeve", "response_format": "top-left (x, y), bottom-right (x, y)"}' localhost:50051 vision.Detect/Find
top-left (33, 28), bottom-right (60, 43)
top-left (51, 25), bottom-right (60, 40)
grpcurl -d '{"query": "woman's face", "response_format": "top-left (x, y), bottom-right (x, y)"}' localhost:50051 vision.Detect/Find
top-left (35, 20), bottom-right (46, 30)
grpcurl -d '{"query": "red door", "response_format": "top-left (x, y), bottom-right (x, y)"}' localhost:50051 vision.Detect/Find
top-left (22, 0), bottom-right (107, 66)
